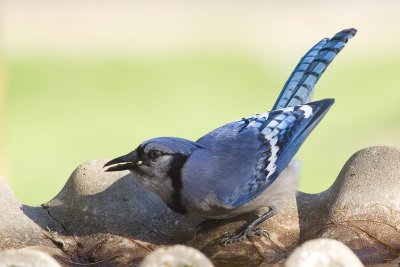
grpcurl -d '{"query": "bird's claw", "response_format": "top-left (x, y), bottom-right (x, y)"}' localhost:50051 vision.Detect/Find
top-left (220, 232), bottom-right (247, 245)
top-left (250, 227), bottom-right (269, 237)
top-left (220, 227), bottom-right (269, 245)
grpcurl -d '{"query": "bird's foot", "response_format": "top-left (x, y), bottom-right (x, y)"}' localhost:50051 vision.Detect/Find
top-left (221, 227), bottom-right (269, 245)
top-left (220, 206), bottom-right (276, 245)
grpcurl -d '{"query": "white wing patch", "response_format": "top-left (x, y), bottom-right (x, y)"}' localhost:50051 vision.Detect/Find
top-left (299, 105), bottom-right (313, 118)
top-left (265, 135), bottom-right (279, 179)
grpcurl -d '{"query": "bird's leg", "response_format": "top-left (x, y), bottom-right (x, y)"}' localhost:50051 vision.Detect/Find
top-left (221, 206), bottom-right (277, 245)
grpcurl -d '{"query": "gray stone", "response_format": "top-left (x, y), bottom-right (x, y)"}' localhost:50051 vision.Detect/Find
top-left (0, 248), bottom-right (61, 267)
top-left (45, 159), bottom-right (201, 244)
top-left (297, 146), bottom-right (400, 263)
top-left (0, 160), bottom-right (200, 264)
top-left (0, 146), bottom-right (399, 266)
top-left (139, 245), bottom-right (214, 267)
top-left (285, 238), bottom-right (364, 267)
top-left (0, 176), bottom-right (55, 249)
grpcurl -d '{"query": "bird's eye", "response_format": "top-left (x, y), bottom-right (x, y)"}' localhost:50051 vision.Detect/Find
top-left (148, 150), bottom-right (163, 161)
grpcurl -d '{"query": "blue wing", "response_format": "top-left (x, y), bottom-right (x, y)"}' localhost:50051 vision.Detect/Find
top-left (196, 99), bottom-right (334, 207)
top-left (272, 28), bottom-right (356, 110)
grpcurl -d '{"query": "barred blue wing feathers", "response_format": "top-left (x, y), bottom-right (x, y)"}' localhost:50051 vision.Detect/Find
top-left (221, 99), bottom-right (334, 207)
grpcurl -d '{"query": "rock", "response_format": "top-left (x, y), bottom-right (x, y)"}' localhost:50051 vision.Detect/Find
top-left (139, 245), bottom-right (213, 267)
top-left (0, 146), bottom-right (399, 265)
top-left (297, 146), bottom-right (400, 264)
top-left (0, 248), bottom-right (61, 267)
top-left (0, 160), bottom-right (200, 265)
top-left (44, 160), bottom-right (201, 244)
top-left (0, 176), bottom-right (56, 249)
top-left (285, 238), bottom-right (364, 267)
top-left (74, 233), bottom-right (161, 266)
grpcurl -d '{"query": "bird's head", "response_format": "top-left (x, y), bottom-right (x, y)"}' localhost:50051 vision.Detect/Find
top-left (104, 137), bottom-right (203, 202)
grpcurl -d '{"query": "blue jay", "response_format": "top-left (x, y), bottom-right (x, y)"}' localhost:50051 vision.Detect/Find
top-left (104, 28), bottom-right (356, 244)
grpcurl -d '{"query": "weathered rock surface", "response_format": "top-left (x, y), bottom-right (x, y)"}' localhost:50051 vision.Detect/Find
top-left (44, 159), bottom-right (201, 244)
top-left (297, 146), bottom-right (400, 264)
top-left (0, 160), bottom-right (200, 265)
top-left (0, 146), bottom-right (399, 266)
top-left (0, 175), bottom-right (56, 249)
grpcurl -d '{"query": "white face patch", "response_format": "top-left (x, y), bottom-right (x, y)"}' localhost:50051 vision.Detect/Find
top-left (299, 105), bottom-right (313, 118)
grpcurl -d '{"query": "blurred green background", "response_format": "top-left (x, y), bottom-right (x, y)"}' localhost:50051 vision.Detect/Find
top-left (2, 1), bottom-right (400, 205)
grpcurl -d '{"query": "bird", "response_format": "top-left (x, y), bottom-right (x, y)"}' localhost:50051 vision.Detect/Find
top-left (104, 28), bottom-right (357, 244)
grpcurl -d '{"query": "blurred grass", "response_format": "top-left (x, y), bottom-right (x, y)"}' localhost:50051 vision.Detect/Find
top-left (5, 52), bottom-right (400, 205)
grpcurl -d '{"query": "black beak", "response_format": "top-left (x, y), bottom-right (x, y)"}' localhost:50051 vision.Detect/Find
top-left (104, 151), bottom-right (138, 172)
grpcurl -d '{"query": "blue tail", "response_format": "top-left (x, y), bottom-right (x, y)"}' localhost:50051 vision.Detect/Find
top-left (272, 28), bottom-right (357, 110)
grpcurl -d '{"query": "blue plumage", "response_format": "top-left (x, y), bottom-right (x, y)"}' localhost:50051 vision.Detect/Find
top-left (104, 28), bottom-right (356, 243)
